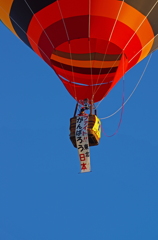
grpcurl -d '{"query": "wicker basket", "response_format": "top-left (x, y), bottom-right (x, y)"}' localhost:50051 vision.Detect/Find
top-left (69, 115), bottom-right (101, 148)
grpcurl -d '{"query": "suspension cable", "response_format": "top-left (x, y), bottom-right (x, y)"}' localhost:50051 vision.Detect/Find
top-left (57, 0), bottom-right (78, 101)
top-left (92, 0), bottom-right (158, 100)
top-left (0, 6), bottom-right (55, 62)
top-left (101, 76), bottom-right (125, 137)
top-left (23, 0), bottom-right (77, 100)
top-left (123, 1), bottom-right (158, 52)
top-left (92, 0), bottom-right (125, 97)
top-left (88, 0), bottom-right (94, 101)
top-left (24, 0), bottom-right (54, 48)
top-left (101, 52), bottom-right (125, 136)
top-left (99, 53), bottom-right (152, 120)
top-left (0, 1), bottom-right (79, 101)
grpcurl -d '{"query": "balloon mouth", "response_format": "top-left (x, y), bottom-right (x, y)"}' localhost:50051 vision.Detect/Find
top-left (50, 38), bottom-right (128, 102)
top-left (32, 13), bottom-right (143, 99)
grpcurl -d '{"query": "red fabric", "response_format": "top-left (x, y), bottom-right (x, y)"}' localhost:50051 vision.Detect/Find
top-left (26, 0), bottom-right (148, 103)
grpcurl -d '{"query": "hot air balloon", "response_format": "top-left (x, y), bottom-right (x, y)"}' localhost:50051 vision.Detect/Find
top-left (0, 0), bottom-right (158, 172)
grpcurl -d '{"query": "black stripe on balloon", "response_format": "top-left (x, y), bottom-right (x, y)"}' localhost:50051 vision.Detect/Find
top-left (52, 50), bottom-right (122, 61)
top-left (51, 60), bottom-right (118, 75)
top-left (10, 0), bottom-right (57, 47)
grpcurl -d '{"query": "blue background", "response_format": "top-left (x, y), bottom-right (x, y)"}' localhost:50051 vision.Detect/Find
top-left (0, 22), bottom-right (158, 240)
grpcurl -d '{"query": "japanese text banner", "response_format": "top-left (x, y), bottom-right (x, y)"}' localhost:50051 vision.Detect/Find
top-left (75, 116), bottom-right (91, 173)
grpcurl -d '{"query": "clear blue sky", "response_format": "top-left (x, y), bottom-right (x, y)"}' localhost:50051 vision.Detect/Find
top-left (0, 22), bottom-right (158, 240)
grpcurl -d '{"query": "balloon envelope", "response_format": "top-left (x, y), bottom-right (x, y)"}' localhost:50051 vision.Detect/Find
top-left (0, 0), bottom-right (157, 102)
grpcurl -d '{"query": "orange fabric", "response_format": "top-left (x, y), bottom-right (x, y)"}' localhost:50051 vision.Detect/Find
top-left (0, 0), bottom-right (18, 36)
